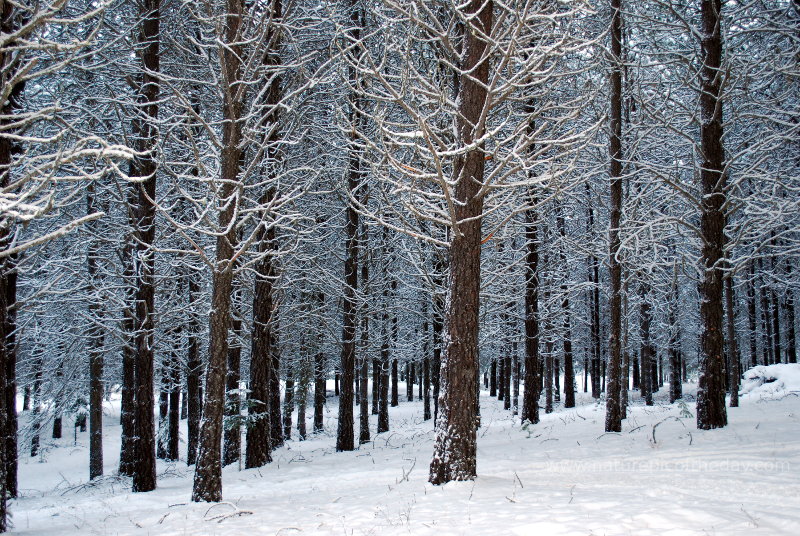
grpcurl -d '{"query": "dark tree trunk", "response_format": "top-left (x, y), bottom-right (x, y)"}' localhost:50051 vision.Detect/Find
top-left (432, 296), bottom-right (442, 424)
top-left (640, 288), bottom-right (654, 406)
top-left (771, 290), bottom-right (781, 364)
top-left (490, 360), bottom-right (497, 397)
top-left (313, 293), bottom-right (326, 433)
top-left (223, 296), bottom-right (242, 467)
top-left (786, 292), bottom-right (797, 364)
top-left (371, 357), bottom-right (380, 415)
top-left (512, 347), bottom-right (519, 415)
top-left (130, 0), bottom-right (161, 494)
top-left (168, 353), bottom-right (180, 461)
top-left (557, 214), bottom-right (575, 409)
top-left (246, 211), bottom-right (276, 467)
top-left (545, 340), bottom-right (554, 414)
top-left (297, 372), bottom-right (307, 441)
top-left (186, 276), bottom-right (202, 466)
top-left (522, 191), bottom-right (540, 425)
top-left (503, 356), bottom-right (511, 410)
top-left (191, 0), bottom-right (244, 503)
top-left (0, 5), bottom-right (26, 511)
top-left (391, 358), bottom-right (398, 407)
top-left (270, 349), bottom-right (283, 449)
top-left (669, 272), bottom-right (683, 404)
top-left (696, 0), bottom-right (728, 430)
top-left (336, 0), bottom-right (363, 453)
top-left (407, 362), bottom-right (414, 402)
top-left (29, 352), bottom-right (42, 461)
top-left (1, 264), bottom-right (15, 496)
top-left (759, 268), bottom-right (773, 365)
top-left (725, 274), bottom-right (739, 407)
top-left (498, 355), bottom-right (505, 401)
top-left (359, 257), bottom-right (370, 443)
top-left (427, 1), bottom-right (492, 480)
top-left (378, 318), bottom-right (390, 433)
top-left (314, 346), bottom-right (326, 432)
top-left (119, 246), bottom-right (136, 475)
top-left (605, 0), bottom-right (624, 432)
top-left (747, 262), bottom-right (758, 368)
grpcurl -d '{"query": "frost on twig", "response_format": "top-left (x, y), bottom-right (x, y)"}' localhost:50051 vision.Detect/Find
top-left (203, 502), bottom-right (253, 523)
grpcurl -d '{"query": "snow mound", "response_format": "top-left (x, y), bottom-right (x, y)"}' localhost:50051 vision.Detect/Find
top-left (740, 363), bottom-right (800, 399)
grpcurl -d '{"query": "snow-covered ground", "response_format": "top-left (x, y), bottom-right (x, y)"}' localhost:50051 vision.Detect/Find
top-left (11, 367), bottom-right (800, 535)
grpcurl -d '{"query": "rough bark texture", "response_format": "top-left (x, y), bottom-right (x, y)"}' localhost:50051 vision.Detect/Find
top-left (0, 3), bottom-right (26, 509)
top-left (429, 0), bottom-right (492, 485)
top-left (131, 0), bottom-right (160, 494)
top-left (696, 0), bottom-right (728, 430)
top-left (604, 0), bottom-right (624, 433)
top-left (336, 0), bottom-right (362, 453)
top-left (247, 212), bottom-right (276, 467)
top-left (191, 0), bottom-right (243, 502)
top-left (522, 190), bottom-right (540, 424)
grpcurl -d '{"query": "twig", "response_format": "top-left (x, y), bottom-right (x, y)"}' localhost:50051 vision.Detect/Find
top-left (651, 416), bottom-right (686, 444)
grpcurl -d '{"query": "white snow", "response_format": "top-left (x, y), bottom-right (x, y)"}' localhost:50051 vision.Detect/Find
top-left (740, 363), bottom-right (800, 400)
top-left (11, 379), bottom-right (800, 535)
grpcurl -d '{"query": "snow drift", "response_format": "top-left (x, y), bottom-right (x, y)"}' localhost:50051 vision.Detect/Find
top-left (740, 363), bottom-right (800, 400)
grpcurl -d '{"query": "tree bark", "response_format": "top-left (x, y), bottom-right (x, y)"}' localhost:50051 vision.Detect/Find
top-left (605, 0), bottom-right (624, 432)
top-left (223, 291), bottom-right (242, 467)
top-left (130, 0), bottom-right (161, 494)
top-left (429, 0), bottom-right (492, 485)
top-left (696, 0), bottom-right (728, 430)
top-left (522, 190), bottom-right (540, 424)
top-left (191, 0), bottom-right (243, 502)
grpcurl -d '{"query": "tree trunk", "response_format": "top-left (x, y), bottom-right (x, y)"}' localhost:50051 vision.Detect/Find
top-left (223, 294), bottom-right (242, 467)
top-left (359, 257), bottom-right (370, 443)
top-left (429, 1), bottom-right (492, 485)
top-left (725, 274), bottom-right (739, 407)
top-left (186, 276), bottom-right (202, 466)
top-left (605, 0), bottom-right (624, 432)
top-left (522, 190), bottom-right (540, 425)
top-left (640, 286), bottom-right (654, 406)
top-left (246, 213), bottom-right (276, 467)
top-left (747, 262), bottom-right (758, 368)
top-left (669, 270), bottom-right (683, 403)
top-left (378, 289), bottom-right (390, 434)
top-left (696, 0), bottom-right (728, 430)
top-left (336, 0), bottom-right (363, 453)
top-left (168, 351), bottom-right (180, 461)
top-left (314, 294), bottom-right (326, 433)
top-left (130, 0), bottom-right (161, 494)
top-left (191, 0), bottom-right (244, 502)
top-left (557, 213), bottom-right (575, 409)
top-left (786, 268), bottom-right (797, 364)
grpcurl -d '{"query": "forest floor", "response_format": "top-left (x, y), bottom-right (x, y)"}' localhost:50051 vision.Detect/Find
top-left (11, 367), bottom-right (800, 535)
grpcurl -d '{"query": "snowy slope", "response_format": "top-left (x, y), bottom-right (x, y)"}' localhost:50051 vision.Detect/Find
top-left (11, 381), bottom-right (800, 535)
